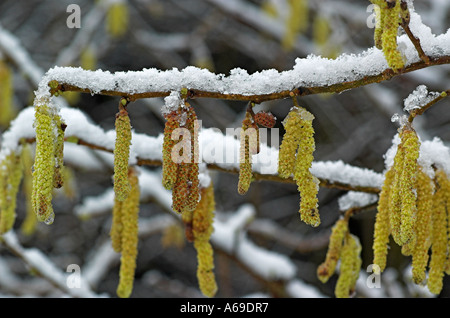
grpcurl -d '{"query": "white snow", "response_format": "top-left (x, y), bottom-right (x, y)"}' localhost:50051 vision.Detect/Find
top-left (338, 191), bottom-right (379, 211)
top-left (211, 204), bottom-right (297, 281)
top-left (29, 4), bottom-right (450, 106)
top-left (403, 85), bottom-right (441, 113)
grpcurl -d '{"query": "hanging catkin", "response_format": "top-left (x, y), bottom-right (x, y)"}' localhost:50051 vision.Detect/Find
top-left (113, 101), bottom-right (132, 202)
top-left (116, 168), bottom-right (140, 298)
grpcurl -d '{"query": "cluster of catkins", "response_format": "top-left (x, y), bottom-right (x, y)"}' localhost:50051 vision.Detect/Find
top-left (32, 97), bottom-right (66, 225)
top-left (162, 100), bottom-right (218, 297)
top-left (278, 105), bottom-right (320, 227)
top-left (317, 217), bottom-right (362, 298)
top-left (371, 0), bottom-right (409, 71)
top-left (373, 123), bottom-right (450, 295)
top-left (109, 100), bottom-right (141, 298)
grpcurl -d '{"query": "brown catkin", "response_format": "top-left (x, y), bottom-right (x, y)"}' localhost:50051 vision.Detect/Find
top-left (162, 111), bottom-right (180, 190)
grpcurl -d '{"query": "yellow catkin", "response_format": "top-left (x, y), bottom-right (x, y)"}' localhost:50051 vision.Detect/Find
top-left (238, 112), bottom-right (254, 195)
top-left (278, 107), bottom-right (303, 178)
top-left (162, 111), bottom-right (180, 190)
top-left (0, 60), bottom-right (15, 127)
top-left (113, 104), bottom-right (132, 202)
top-left (192, 183), bottom-right (217, 297)
top-left (0, 152), bottom-right (24, 234)
top-left (399, 127), bottom-right (420, 245)
top-left (106, 2), bottom-right (129, 38)
top-left (292, 108), bottom-right (319, 227)
top-left (317, 218), bottom-right (348, 283)
top-left (32, 103), bottom-right (56, 224)
top-left (110, 198), bottom-right (124, 253)
top-left (381, 0), bottom-right (404, 71)
top-left (442, 172), bottom-right (450, 275)
top-left (20, 143), bottom-right (37, 236)
top-left (335, 233), bottom-right (362, 298)
top-left (116, 168), bottom-right (140, 298)
top-left (181, 208), bottom-right (195, 243)
top-left (161, 223), bottom-right (185, 249)
top-left (389, 133), bottom-right (405, 245)
top-left (427, 169), bottom-right (448, 295)
top-left (373, 2), bottom-right (385, 49)
top-left (282, 0), bottom-right (308, 51)
top-left (411, 167), bottom-right (433, 285)
top-left (373, 167), bottom-right (395, 272)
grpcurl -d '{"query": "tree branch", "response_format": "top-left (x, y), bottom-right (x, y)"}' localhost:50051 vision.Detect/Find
top-left (47, 55), bottom-right (450, 104)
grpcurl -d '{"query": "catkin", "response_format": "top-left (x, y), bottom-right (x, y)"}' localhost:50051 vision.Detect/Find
top-left (106, 2), bottom-right (129, 38)
top-left (238, 112), bottom-right (254, 195)
top-left (381, 0), bottom-right (404, 71)
top-left (399, 127), bottom-right (420, 245)
top-left (110, 198), bottom-right (124, 253)
top-left (317, 218), bottom-right (348, 283)
top-left (192, 183), bottom-right (217, 297)
top-left (113, 104), bottom-right (132, 202)
top-left (116, 168), bottom-right (140, 298)
top-left (0, 60), bottom-right (14, 126)
top-left (32, 103), bottom-right (56, 224)
top-left (162, 111), bottom-right (180, 190)
top-left (373, 167), bottom-right (395, 272)
top-left (278, 107), bottom-right (303, 178)
top-left (20, 143), bottom-right (37, 236)
top-left (411, 168), bottom-right (433, 285)
top-left (282, 0), bottom-right (308, 50)
top-left (184, 104), bottom-right (200, 211)
top-left (335, 233), bottom-right (362, 298)
top-left (53, 114), bottom-right (66, 189)
top-left (0, 152), bottom-right (23, 234)
top-left (279, 106), bottom-right (319, 226)
top-left (388, 131), bottom-right (406, 245)
top-left (427, 169), bottom-right (448, 295)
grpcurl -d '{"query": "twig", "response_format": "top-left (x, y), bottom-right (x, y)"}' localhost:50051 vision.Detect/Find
top-left (400, 1), bottom-right (430, 65)
top-left (408, 89), bottom-right (450, 123)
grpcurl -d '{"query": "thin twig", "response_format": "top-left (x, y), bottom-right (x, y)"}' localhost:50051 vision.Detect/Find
top-left (408, 89), bottom-right (450, 123)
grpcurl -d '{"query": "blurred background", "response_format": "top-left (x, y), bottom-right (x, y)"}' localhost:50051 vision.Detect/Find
top-left (0, 0), bottom-right (449, 298)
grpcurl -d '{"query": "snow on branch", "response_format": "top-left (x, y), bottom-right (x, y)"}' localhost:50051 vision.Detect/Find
top-left (1, 231), bottom-right (101, 297)
top-left (33, 8), bottom-right (450, 104)
top-left (1, 106), bottom-right (384, 193)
